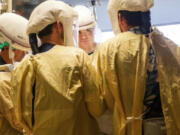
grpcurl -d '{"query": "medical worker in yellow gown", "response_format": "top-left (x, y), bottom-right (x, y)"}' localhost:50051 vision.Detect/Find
top-left (74, 5), bottom-right (97, 55)
top-left (0, 13), bottom-right (31, 135)
top-left (11, 1), bottom-right (105, 135)
top-left (92, 0), bottom-right (180, 134)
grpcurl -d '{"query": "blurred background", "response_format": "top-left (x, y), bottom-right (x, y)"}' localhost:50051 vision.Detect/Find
top-left (1, 0), bottom-right (179, 45)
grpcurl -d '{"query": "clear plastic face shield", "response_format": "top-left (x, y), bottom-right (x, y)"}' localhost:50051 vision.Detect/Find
top-left (94, 25), bottom-right (102, 44)
top-left (0, 31), bottom-right (29, 65)
top-left (73, 5), bottom-right (102, 54)
top-left (78, 26), bottom-right (97, 54)
top-left (78, 28), bottom-right (95, 45)
top-left (72, 19), bottom-right (79, 47)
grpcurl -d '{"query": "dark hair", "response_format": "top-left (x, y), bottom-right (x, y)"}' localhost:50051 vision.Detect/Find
top-left (29, 22), bottom-right (63, 55)
top-left (29, 33), bottom-right (39, 55)
top-left (38, 22), bottom-right (56, 39)
top-left (118, 10), bottom-right (151, 34)
top-left (29, 23), bottom-right (55, 54)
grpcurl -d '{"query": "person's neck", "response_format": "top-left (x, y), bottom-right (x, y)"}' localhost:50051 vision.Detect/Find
top-left (41, 36), bottom-right (64, 46)
top-left (121, 25), bottom-right (133, 32)
top-left (41, 40), bottom-right (64, 46)
top-left (86, 43), bottom-right (96, 54)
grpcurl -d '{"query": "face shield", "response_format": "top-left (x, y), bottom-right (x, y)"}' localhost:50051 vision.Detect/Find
top-left (94, 24), bottom-right (102, 44)
top-left (0, 13), bottom-right (30, 64)
top-left (27, 1), bottom-right (79, 51)
top-left (74, 5), bottom-right (99, 54)
top-left (61, 17), bottom-right (79, 47)
top-left (0, 30), bottom-right (30, 64)
top-left (72, 19), bottom-right (79, 47)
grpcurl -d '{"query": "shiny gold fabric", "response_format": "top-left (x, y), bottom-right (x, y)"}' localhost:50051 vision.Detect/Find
top-left (92, 32), bottom-right (150, 135)
top-left (92, 29), bottom-right (180, 135)
top-left (151, 29), bottom-right (180, 135)
top-left (11, 45), bottom-right (105, 135)
top-left (0, 71), bottom-right (23, 135)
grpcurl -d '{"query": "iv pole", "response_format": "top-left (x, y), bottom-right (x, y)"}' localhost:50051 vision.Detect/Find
top-left (90, 0), bottom-right (101, 21)
top-left (91, 0), bottom-right (96, 21)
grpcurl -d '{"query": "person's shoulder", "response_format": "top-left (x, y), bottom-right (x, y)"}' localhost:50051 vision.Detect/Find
top-left (13, 54), bottom-right (35, 70)
top-left (43, 45), bottom-right (84, 55)
top-left (115, 32), bottom-right (142, 42)
top-left (65, 46), bottom-right (89, 61)
top-left (99, 32), bottom-right (142, 49)
top-left (99, 32), bottom-right (135, 45)
top-left (64, 46), bottom-right (85, 53)
top-left (0, 64), bottom-right (11, 72)
top-left (0, 71), bottom-right (11, 82)
top-left (40, 45), bottom-right (87, 62)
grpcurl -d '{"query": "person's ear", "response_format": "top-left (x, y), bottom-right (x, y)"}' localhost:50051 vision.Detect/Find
top-left (118, 13), bottom-right (123, 26)
top-left (118, 13), bottom-right (127, 32)
top-left (56, 21), bottom-right (63, 33)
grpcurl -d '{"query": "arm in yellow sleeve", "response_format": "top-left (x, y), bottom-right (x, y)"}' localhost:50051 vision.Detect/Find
top-left (11, 56), bottom-right (35, 134)
top-left (91, 43), bottom-right (115, 111)
top-left (82, 52), bottom-right (106, 117)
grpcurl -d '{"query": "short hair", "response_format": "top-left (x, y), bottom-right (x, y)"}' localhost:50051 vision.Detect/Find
top-left (38, 22), bottom-right (56, 39)
top-left (118, 10), bottom-right (151, 34)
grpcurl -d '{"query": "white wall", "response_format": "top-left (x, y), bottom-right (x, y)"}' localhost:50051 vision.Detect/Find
top-left (62, 0), bottom-right (180, 31)
top-left (151, 0), bottom-right (180, 26)
top-left (101, 24), bottom-right (180, 47)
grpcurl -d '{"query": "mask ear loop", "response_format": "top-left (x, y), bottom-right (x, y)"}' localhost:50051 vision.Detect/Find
top-left (72, 19), bottom-right (79, 47)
